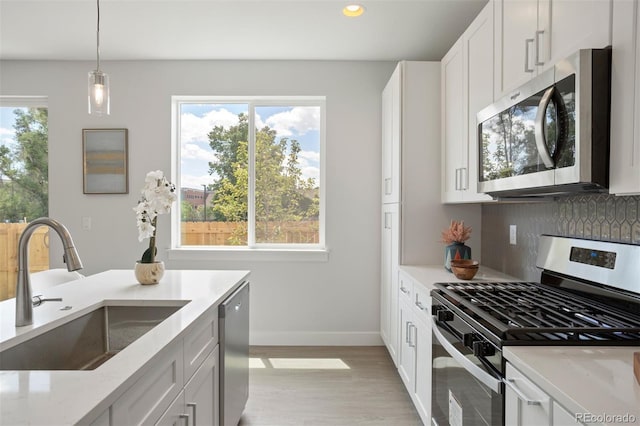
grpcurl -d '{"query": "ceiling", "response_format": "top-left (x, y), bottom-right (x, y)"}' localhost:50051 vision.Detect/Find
top-left (0, 0), bottom-right (487, 62)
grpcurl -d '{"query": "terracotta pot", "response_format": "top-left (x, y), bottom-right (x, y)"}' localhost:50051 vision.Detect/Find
top-left (134, 261), bottom-right (165, 285)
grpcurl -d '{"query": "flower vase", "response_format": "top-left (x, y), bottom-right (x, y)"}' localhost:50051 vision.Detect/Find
top-left (134, 261), bottom-right (165, 285)
top-left (445, 242), bottom-right (471, 272)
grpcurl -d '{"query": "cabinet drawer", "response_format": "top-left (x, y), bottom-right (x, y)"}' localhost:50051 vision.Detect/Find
top-left (398, 270), bottom-right (413, 303)
top-left (112, 342), bottom-right (184, 426)
top-left (184, 308), bottom-right (217, 381)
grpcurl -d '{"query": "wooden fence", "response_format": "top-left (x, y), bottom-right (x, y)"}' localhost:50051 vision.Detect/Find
top-left (0, 223), bottom-right (50, 301)
top-left (181, 221), bottom-right (319, 245)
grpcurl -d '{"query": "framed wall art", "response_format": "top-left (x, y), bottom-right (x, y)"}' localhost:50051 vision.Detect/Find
top-left (82, 128), bottom-right (128, 194)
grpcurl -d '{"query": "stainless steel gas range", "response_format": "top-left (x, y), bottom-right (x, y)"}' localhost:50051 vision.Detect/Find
top-left (430, 235), bottom-right (640, 426)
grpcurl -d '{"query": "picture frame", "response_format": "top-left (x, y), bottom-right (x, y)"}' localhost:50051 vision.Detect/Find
top-left (82, 128), bottom-right (129, 194)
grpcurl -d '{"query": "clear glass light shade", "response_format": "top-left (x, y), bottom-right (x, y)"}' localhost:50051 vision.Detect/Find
top-left (88, 70), bottom-right (110, 115)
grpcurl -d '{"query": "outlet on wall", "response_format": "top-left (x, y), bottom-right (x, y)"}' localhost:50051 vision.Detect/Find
top-left (509, 225), bottom-right (517, 245)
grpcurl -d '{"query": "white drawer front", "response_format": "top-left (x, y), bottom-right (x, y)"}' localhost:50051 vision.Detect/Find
top-left (184, 309), bottom-right (217, 381)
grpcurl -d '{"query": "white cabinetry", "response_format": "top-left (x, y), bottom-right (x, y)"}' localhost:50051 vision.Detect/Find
top-left (396, 270), bottom-right (432, 426)
top-left (441, 3), bottom-right (494, 203)
top-left (505, 363), bottom-right (584, 426)
top-left (494, 0), bottom-right (612, 98)
top-left (382, 65), bottom-right (401, 204)
top-left (106, 309), bottom-right (220, 426)
top-left (112, 342), bottom-right (185, 425)
top-left (397, 271), bottom-right (415, 389)
top-left (610, 0), bottom-right (640, 195)
top-left (380, 203), bottom-right (400, 365)
top-left (381, 61), bottom-right (448, 365)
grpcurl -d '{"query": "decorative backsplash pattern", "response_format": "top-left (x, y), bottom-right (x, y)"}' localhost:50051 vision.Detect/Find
top-left (481, 194), bottom-right (640, 281)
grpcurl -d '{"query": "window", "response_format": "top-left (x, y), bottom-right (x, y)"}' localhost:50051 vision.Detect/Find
top-left (0, 97), bottom-right (49, 222)
top-left (172, 96), bottom-right (325, 257)
top-left (0, 96), bottom-right (49, 301)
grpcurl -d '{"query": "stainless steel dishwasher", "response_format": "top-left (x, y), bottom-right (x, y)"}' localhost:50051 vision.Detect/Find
top-left (219, 280), bottom-right (250, 426)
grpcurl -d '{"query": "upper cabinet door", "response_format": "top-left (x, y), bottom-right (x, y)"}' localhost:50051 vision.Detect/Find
top-left (441, 39), bottom-right (465, 203)
top-left (382, 64), bottom-right (402, 204)
top-left (610, 0), bottom-right (640, 195)
top-left (442, 3), bottom-right (494, 203)
top-left (464, 3), bottom-right (495, 202)
top-left (494, 0), bottom-right (539, 97)
top-left (495, 0), bottom-right (612, 99)
top-left (547, 0), bottom-right (612, 68)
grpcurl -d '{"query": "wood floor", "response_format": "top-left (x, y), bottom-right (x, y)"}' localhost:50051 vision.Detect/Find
top-left (238, 346), bottom-right (422, 426)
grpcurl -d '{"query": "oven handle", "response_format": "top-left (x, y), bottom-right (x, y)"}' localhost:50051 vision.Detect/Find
top-left (431, 321), bottom-right (502, 394)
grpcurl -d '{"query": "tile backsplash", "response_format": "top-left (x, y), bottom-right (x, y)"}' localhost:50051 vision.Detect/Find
top-left (481, 194), bottom-right (640, 281)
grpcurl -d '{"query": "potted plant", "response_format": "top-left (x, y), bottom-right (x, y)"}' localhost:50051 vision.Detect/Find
top-left (441, 220), bottom-right (472, 272)
top-left (133, 170), bottom-right (177, 284)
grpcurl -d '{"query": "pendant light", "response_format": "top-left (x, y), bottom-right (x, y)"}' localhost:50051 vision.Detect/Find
top-left (88, 0), bottom-right (110, 115)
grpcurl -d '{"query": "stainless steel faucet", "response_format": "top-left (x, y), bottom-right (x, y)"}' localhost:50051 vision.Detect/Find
top-left (15, 217), bottom-right (83, 327)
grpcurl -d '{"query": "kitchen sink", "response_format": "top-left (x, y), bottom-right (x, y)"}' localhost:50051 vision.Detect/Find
top-left (0, 303), bottom-right (187, 371)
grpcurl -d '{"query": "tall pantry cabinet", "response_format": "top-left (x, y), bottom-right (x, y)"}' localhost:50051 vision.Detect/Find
top-left (380, 61), bottom-right (481, 366)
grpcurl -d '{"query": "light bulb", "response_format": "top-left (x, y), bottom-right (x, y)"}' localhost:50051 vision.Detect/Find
top-left (88, 70), bottom-right (110, 115)
top-left (93, 83), bottom-right (104, 106)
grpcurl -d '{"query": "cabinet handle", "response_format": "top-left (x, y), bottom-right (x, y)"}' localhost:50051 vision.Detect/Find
top-left (385, 178), bottom-right (392, 195)
top-left (400, 285), bottom-right (409, 294)
top-left (179, 413), bottom-right (190, 426)
top-left (187, 403), bottom-right (197, 426)
top-left (535, 30), bottom-right (545, 66)
top-left (415, 300), bottom-right (427, 311)
top-left (524, 38), bottom-right (535, 73)
top-left (384, 212), bottom-right (391, 229)
top-left (408, 324), bottom-right (416, 348)
top-left (454, 168), bottom-right (460, 190)
top-left (405, 321), bottom-right (411, 343)
top-left (503, 378), bottom-right (545, 406)
top-left (460, 167), bottom-right (468, 190)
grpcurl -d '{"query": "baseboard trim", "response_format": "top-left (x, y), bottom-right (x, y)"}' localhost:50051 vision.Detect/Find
top-left (250, 331), bottom-right (384, 346)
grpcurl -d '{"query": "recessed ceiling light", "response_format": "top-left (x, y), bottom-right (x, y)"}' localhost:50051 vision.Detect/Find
top-left (343, 4), bottom-right (365, 17)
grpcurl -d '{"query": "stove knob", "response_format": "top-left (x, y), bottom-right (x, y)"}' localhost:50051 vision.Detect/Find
top-left (436, 310), bottom-right (454, 322)
top-left (473, 341), bottom-right (495, 357)
top-left (463, 333), bottom-right (475, 347)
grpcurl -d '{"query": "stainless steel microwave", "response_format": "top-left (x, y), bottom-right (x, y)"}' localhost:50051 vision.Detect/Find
top-left (476, 48), bottom-right (611, 198)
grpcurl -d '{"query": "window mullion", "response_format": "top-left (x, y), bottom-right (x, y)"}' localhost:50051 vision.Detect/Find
top-left (248, 103), bottom-right (256, 247)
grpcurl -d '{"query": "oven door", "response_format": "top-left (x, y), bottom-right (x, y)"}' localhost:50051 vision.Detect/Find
top-left (431, 302), bottom-right (504, 426)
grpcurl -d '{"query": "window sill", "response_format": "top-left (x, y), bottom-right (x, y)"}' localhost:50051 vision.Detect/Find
top-left (166, 247), bottom-right (329, 262)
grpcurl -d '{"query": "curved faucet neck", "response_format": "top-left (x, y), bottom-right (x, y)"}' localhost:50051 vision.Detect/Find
top-left (15, 217), bottom-right (83, 327)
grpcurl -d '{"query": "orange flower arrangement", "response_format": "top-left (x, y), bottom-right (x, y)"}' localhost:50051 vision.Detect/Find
top-left (441, 220), bottom-right (472, 244)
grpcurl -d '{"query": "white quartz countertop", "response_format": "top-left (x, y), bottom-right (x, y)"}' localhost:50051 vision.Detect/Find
top-left (399, 264), bottom-right (520, 291)
top-left (0, 269), bottom-right (250, 425)
top-left (505, 346), bottom-right (640, 426)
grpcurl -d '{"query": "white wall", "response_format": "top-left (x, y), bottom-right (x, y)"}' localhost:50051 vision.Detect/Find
top-left (0, 60), bottom-right (396, 345)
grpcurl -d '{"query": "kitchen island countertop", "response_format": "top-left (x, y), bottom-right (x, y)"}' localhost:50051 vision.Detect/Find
top-left (0, 268), bottom-right (249, 425)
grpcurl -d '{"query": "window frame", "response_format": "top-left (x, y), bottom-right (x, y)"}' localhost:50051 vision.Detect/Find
top-left (169, 95), bottom-right (327, 261)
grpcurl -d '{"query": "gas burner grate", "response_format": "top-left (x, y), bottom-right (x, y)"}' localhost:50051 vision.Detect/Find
top-left (436, 281), bottom-right (640, 344)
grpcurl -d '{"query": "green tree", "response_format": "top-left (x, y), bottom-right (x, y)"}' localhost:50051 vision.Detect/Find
top-left (0, 108), bottom-right (48, 221)
top-left (207, 114), bottom-right (319, 244)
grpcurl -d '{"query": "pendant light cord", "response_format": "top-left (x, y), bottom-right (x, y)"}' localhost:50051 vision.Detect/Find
top-left (96, 0), bottom-right (101, 71)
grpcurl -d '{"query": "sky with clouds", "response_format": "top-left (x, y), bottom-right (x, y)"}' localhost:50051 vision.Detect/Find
top-left (180, 103), bottom-right (321, 190)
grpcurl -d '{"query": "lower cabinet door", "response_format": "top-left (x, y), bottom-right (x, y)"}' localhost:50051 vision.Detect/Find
top-left (155, 391), bottom-right (186, 426)
top-left (413, 316), bottom-right (432, 424)
top-left (505, 363), bottom-right (552, 426)
top-left (112, 342), bottom-right (184, 425)
top-left (185, 346), bottom-right (219, 426)
top-left (398, 298), bottom-right (416, 391)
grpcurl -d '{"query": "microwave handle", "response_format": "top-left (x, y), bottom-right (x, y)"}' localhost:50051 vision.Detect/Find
top-left (534, 86), bottom-right (556, 169)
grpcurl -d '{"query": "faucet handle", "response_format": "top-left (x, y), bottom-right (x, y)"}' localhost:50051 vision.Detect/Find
top-left (32, 295), bottom-right (63, 307)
